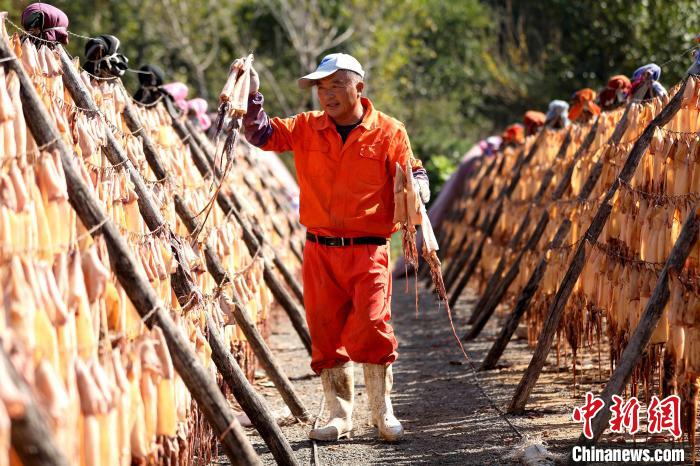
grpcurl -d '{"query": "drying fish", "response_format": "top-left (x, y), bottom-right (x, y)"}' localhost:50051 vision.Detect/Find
top-left (214, 54), bottom-right (253, 163)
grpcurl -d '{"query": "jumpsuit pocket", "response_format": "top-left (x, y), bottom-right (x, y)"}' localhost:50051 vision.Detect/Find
top-left (357, 142), bottom-right (388, 185)
top-left (367, 244), bottom-right (390, 300)
top-left (367, 244), bottom-right (390, 268)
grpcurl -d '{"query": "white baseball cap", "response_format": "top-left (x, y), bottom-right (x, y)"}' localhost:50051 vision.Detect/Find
top-left (298, 53), bottom-right (365, 89)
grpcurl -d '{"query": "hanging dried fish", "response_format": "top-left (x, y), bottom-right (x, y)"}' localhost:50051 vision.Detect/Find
top-left (214, 54), bottom-right (253, 161)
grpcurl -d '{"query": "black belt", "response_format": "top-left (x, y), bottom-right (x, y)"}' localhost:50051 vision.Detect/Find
top-left (306, 233), bottom-right (388, 247)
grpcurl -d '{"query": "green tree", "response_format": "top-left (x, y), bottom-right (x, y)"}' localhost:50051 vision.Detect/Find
top-left (2, 0), bottom-right (700, 198)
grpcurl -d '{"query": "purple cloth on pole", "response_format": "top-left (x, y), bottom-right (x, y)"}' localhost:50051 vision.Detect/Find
top-left (21, 3), bottom-right (69, 44)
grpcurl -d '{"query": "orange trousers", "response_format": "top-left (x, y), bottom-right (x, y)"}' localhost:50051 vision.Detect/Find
top-left (302, 241), bottom-right (398, 374)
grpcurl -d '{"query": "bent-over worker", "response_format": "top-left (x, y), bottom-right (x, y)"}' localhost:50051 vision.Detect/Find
top-left (242, 53), bottom-right (430, 442)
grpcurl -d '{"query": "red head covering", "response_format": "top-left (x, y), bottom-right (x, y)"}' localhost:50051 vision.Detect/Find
top-left (598, 75), bottom-right (631, 109)
top-left (501, 123), bottom-right (525, 145)
top-left (569, 88), bottom-right (601, 121)
top-left (523, 111), bottom-right (546, 135)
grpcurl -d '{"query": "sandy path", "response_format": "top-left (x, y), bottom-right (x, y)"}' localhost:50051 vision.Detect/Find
top-left (220, 276), bottom-right (696, 464)
top-left (222, 277), bottom-right (605, 465)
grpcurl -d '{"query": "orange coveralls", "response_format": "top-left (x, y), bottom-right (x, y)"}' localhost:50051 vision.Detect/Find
top-left (258, 97), bottom-right (422, 373)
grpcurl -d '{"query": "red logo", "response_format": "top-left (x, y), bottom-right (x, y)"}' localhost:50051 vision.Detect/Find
top-left (573, 392), bottom-right (605, 439)
top-left (647, 395), bottom-right (682, 438)
top-left (574, 393), bottom-right (683, 439)
top-left (608, 395), bottom-right (641, 435)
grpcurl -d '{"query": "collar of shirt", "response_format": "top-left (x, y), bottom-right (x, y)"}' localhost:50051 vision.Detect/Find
top-left (310, 97), bottom-right (379, 132)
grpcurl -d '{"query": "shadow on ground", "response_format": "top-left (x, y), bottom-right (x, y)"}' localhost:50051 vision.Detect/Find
top-left (221, 277), bottom-right (615, 465)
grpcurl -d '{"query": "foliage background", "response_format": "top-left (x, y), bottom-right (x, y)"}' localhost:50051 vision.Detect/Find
top-left (2, 0), bottom-right (699, 198)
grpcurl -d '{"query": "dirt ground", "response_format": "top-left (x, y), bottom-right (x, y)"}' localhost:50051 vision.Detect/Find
top-left (218, 277), bottom-right (695, 465)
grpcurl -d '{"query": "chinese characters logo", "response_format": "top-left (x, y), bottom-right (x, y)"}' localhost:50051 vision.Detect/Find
top-left (572, 392), bottom-right (681, 439)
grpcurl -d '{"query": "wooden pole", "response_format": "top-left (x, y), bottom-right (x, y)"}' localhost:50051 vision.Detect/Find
top-left (443, 146), bottom-right (524, 292)
top-left (480, 219), bottom-right (571, 371)
top-left (172, 194), bottom-right (310, 421)
top-left (466, 121), bottom-right (597, 336)
top-left (508, 81), bottom-right (686, 414)
top-left (568, 203), bottom-right (700, 461)
top-left (0, 37), bottom-right (260, 466)
top-left (467, 129), bottom-right (577, 325)
top-left (249, 223), bottom-right (304, 304)
top-left (184, 120), bottom-right (306, 304)
top-left (448, 131), bottom-right (547, 308)
top-left (199, 126), bottom-right (304, 269)
top-left (442, 191), bottom-right (491, 291)
top-left (0, 347), bottom-right (69, 466)
top-left (442, 153), bottom-right (509, 288)
top-left (191, 128), bottom-right (300, 236)
top-left (184, 121), bottom-right (306, 303)
top-left (442, 153), bottom-right (510, 290)
top-left (480, 106), bottom-right (632, 371)
top-left (117, 91), bottom-right (310, 422)
top-left (418, 154), bottom-right (497, 280)
top-left (447, 198), bottom-right (503, 308)
top-left (55, 47), bottom-right (297, 464)
top-left (237, 148), bottom-right (304, 240)
top-left (0, 45), bottom-right (64, 466)
top-left (465, 203), bottom-right (535, 326)
top-left (166, 101), bottom-right (313, 354)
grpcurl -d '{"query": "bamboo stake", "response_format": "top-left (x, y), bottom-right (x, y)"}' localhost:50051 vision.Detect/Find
top-left (185, 121), bottom-right (306, 298)
top-left (442, 153), bottom-right (511, 290)
top-left (466, 122), bottom-right (595, 337)
top-left (118, 92), bottom-right (310, 422)
top-left (568, 203), bottom-right (700, 461)
top-left (480, 108), bottom-right (631, 370)
top-left (185, 121), bottom-right (305, 302)
top-left (166, 100), bottom-right (313, 354)
top-left (448, 131), bottom-right (547, 308)
top-left (0, 346), bottom-right (69, 466)
top-left (0, 36), bottom-right (260, 466)
top-left (56, 48), bottom-right (301, 465)
top-left (508, 80), bottom-right (687, 414)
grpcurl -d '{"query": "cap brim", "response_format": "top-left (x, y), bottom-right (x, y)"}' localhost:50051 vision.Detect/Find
top-left (297, 69), bottom-right (338, 89)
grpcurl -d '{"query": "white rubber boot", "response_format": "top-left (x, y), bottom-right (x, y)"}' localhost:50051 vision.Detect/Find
top-left (364, 364), bottom-right (404, 442)
top-left (309, 363), bottom-right (354, 441)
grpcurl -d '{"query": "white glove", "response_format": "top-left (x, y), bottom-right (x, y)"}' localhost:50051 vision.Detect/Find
top-left (412, 173), bottom-right (430, 204)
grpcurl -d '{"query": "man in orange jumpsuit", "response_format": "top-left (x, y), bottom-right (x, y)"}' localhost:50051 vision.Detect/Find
top-left (243, 53), bottom-right (429, 442)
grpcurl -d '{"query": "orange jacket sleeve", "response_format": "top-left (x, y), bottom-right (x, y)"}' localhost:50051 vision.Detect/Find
top-left (261, 115), bottom-right (301, 153)
top-left (389, 124), bottom-right (423, 178)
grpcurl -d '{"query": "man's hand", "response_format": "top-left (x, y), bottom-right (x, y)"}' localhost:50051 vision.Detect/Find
top-left (249, 66), bottom-right (260, 95)
top-left (412, 168), bottom-right (430, 204)
top-left (229, 58), bottom-right (260, 95)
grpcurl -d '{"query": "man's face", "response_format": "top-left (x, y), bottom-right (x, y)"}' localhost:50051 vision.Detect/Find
top-left (315, 71), bottom-right (364, 122)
